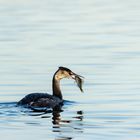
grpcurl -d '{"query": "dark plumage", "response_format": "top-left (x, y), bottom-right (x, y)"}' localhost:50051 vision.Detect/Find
top-left (17, 67), bottom-right (84, 109)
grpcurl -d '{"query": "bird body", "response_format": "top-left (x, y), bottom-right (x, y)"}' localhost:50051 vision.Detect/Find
top-left (17, 93), bottom-right (62, 108)
top-left (17, 67), bottom-right (84, 109)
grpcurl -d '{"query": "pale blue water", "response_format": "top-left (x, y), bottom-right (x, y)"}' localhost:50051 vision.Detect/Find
top-left (0, 0), bottom-right (140, 140)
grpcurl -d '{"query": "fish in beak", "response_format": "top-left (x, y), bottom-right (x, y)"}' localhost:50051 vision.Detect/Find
top-left (70, 72), bottom-right (84, 92)
top-left (58, 66), bottom-right (84, 92)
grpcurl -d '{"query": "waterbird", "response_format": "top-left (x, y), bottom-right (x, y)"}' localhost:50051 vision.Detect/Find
top-left (17, 67), bottom-right (84, 109)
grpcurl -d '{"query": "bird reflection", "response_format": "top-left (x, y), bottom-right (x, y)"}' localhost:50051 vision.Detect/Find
top-left (55, 137), bottom-right (72, 140)
top-left (52, 106), bottom-right (62, 125)
top-left (52, 108), bottom-right (83, 125)
top-left (52, 107), bottom-right (84, 140)
top-left (27, 105), bottom-right (84, 140)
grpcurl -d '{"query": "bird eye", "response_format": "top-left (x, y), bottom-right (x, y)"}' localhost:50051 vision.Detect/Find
top-left (69, 72), bottom-right (72, 75)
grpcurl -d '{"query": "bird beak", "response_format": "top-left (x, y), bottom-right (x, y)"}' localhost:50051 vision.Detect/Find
top-left (71, 73), bottom-right (76, 79)
top-left (70, 72), bottom-right (83, 79)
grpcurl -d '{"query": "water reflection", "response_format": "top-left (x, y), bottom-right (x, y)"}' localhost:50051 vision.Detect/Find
top-left (19, 104), bottom-right (84, 140)
top-left (52, 110), bottom-right (61, 125)
top-left (55, 137), bottom-right (72, 140)
top-left (25, 106), bottom-right (84, 140)
top-left (52, 108), bottom-right (84, 140)
top-left (0, 0), bottom-right (140, 139)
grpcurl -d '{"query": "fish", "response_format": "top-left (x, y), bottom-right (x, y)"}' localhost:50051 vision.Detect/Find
top-left (75, 75), bottom-right (84, 92)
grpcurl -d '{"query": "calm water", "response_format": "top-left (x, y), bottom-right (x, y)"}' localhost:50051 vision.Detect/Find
top-left (0, 0), bottom-right (140, 140)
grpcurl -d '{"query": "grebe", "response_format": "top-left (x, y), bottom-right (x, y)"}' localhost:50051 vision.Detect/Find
top-left (17, 67), bottom-right (84, 109)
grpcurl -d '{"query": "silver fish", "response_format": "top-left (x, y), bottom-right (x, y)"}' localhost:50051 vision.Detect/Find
top-left (75, 75), bottom-right (84, 92)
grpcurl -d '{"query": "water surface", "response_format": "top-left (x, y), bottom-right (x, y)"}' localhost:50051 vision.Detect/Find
top-left (0, 0), bottom-right (140, 140)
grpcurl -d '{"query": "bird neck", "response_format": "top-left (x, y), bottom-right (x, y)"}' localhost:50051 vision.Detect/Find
top-left (52, 74), bottom-right (62, 99)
